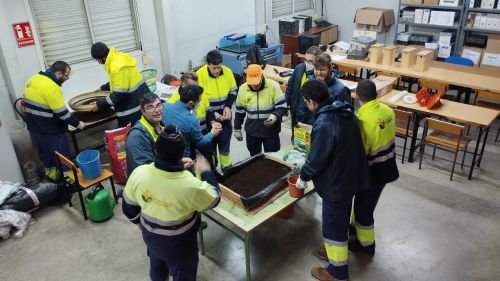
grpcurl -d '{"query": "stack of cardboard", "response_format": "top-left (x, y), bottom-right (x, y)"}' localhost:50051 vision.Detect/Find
top-left (353, 7), bottom-right (395, 43)
top-left (481, 34), bottom-right (500, 69)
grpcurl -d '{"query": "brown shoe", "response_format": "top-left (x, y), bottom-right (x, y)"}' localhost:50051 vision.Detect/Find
top-left (311, 267), bottom-right (347, 281)
top-left (312, 247), bottom-right (328, 262)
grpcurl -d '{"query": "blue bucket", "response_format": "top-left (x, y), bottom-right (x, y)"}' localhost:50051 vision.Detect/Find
top-left (76, 150), bottom-right (102, 180)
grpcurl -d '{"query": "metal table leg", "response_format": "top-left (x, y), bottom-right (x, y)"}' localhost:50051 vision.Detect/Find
top-left (408, 113), bottom-right (422, 163)
top-left (198, 216), bottom-right (205, 255)
top-left (245, 233), bottom-right (251, 281)
top-left (201, 212), bottom-right (252, 281)
top-left (468, 127), bottom-right (483, 180)
top-left (477, 127), bottom-right (490, 168)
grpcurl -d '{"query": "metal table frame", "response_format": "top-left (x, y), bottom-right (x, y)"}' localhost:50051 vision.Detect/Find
top-left (67, 113), bottom-right (116, 157)
top-left (198, 185), bottom-right (314, 281)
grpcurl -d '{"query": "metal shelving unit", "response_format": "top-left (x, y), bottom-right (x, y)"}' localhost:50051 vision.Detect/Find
top-left (395, 1), bottom-right (466, 56)
top-left (461, 1), bottom-right (500, 51)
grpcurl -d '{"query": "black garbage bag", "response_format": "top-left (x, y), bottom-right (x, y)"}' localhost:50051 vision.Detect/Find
top-left (0, 180), bottom-right (59, 212)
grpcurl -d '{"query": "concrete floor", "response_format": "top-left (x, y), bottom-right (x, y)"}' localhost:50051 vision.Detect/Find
top-left (1, 117), bottom-right (499, 281)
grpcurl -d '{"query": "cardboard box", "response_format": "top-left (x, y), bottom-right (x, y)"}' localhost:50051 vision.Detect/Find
top-left (293, 123), bottom-right (312, 153)
top-left (354, 7), bottom-right (395, 32)
top-left (481, 51), bottom-right (500, 67)
top-left (403, 0), bottom-right (423, 3)
top-left (439, 0), bottom-right (460, 6)
top-left (486, 34), bottom-right (500, 52)
top-left (371, 76), bottom-right (398, 96)
top-left (438, 44), bottom-right (452, 58)
top-left (481, 0), bottom-right (495, 8)
top-left (439, 31), bottom-right (454, 46)
top-left (424, 0), bottom-right (439, 5)
top-left (422, 9), bottom-right (431, 24)
top-left (461, 46), bottom-right (483, 66)
top-left (414, 9), bottom-right (424, 24)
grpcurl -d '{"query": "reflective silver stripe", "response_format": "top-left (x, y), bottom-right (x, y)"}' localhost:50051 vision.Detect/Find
top-left (275, 103), bottom-right (287, 109)
top-left (122, 192), bottom-right (139, 206)
top-left (275, 94), bottom-right (286, 103)
top-left (116, 105), bottom-right (141, 117)
top-left (246, 105), bottom-right (274, 111)
top-left (140, 216), bottom-right (196, 236)
top-left (324, 238), bottom-right (348, 247)
top-left (23, 99), bottom-right (50, 109)
top-left (247, 113), bottom-right (269, 119)
top-left (129, 213), bottom-right (140, 222)
top-left (209, 104), bottom-right (225, 111)
top-left (141, 212), bottom-right (196, 227)
top-left (359, 240), bottom-right (375, 247)
top-left (367, 150), bottom-right (395, 166)
top-left (59, 112), bottom-right (72, 120)
top-left (113, 79), bottom-right (145, 93)
top-left (106, 95), bottom-right (114, 105)
top-left (355, 222), bottom-right (374, 230)
top-left (235, 109), bottom-right (246, 114)
top-left (53, 106), bottom-right (67, 113)
top-left (229, 86), bottom-right (237, 96)
top-left (200, 124), bottom-right (207, 130)
top-left (25, 108), bottom-right (53, 118)
top-left (329, 260), bottom-right (348, 267)
top-left (208, 96), bottom-right (226, 103)
top-left (367, 141), bottom-right (395, 157)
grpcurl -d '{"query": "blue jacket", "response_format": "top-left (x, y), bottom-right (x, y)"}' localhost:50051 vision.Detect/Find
top-left (162, 101), bottom-right (213, 157)
top-left (285, 63), bottom-right (315, 126)
top-left (325, 75), bottom-right (352, 104)
top-left (300, 99), bottom-right (370, 201)
top-left (125, 121), bottom-right (155, 176)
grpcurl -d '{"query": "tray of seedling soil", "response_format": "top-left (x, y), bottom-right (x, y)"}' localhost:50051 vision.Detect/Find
top-left (218, 154), bottom-right (298, 211)
top-left (68, 91), bottom-right (115, 122)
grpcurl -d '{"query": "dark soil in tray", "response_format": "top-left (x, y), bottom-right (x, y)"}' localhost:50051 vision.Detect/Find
top-left (221, 158), bottom-right (292, 198)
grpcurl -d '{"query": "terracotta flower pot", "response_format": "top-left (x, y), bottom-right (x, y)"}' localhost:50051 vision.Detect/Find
top-left (287, 175), bottom-right (304, 198)
top-left (277, 204), bottom-right (294, 219)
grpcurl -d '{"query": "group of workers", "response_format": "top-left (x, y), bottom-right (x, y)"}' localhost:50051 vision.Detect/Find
top-left (22, 42), bottom-right (399, 281)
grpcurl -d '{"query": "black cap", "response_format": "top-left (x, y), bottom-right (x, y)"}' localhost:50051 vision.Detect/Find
top-left (155, 125), bottom-right (185, 164)
top-left (91, 42), bottom-right (109, 60)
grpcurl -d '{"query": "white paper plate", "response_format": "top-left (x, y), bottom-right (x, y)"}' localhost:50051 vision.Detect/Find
top-left (403, 95), bottom-right (417, 104)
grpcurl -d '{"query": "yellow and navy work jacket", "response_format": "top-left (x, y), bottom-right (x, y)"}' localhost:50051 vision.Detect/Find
top-left (97, 48), bottom-right (149, 124)
top-left (167, 90), bottom-right (212, 131)
top-left (234, 78), bottom-right (288, 138)
top-left (357, 99), bottom-right (399, 185)
top-left (196, 65), bottom-right (237, 113)
top-left (24, 71), bottom-right (80, 134)
top-left (122, 162), bottom-right (220, 236)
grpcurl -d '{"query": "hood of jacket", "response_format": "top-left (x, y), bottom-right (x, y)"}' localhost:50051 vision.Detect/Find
top-left (105, 48), bottom-right (137, 74)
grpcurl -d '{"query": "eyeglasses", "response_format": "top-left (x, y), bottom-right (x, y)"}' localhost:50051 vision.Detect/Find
top-left (303, 98), bottom-right (311, 106)
top-left (143, 103), bottom-right (163, 112)
top-left (62, 73), bottom-right (71, 80)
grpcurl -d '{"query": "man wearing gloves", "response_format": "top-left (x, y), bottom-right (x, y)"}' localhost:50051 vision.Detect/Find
top-left (234, 64), bottom-right (288, 156)
top-left (122, 125), bottom-right (221, 281)
top-left (296, 79), bottom-right (370, 281)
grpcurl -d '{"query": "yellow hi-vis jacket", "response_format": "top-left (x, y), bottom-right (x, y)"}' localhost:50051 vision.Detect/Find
top-left (356, 99), bottom-right (399, 185)
top-left (167, 90), bottom-right (211, 131)
top-left (196, 65), bottom-right (237, 112)
top-left (97, 48), bottom-right (148, 124)
top-left (122, 163), bottom-right (220, 236)
top-left (24, 71), bottom-right (80, 134)
top-left (234, 78), bottom-right (288, 138)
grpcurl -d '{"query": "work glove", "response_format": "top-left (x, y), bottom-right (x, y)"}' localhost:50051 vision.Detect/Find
top-left (234, 129), bottom-right (243, 141)
top-left (296, 177), bottom-right (308, 189)
top-left (263, 114), bottom-right (278, 127)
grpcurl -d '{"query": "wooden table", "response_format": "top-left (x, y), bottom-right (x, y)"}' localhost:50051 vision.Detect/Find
top-left (332, 57), bottom-right (500, 93)
top-left (198, 152), bottom-right (314, 281)
top-left (380, 90), bottom-right (499, 179)
top-left (67, 110), bottom-right (117, 156)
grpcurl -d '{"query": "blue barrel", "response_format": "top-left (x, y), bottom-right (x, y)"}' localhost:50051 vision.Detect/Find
top-left (76, 150), bottom-right (102, 179)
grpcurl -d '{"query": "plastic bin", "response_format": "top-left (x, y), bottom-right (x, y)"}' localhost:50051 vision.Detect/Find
top-left (76, 150), bottom-right (102, 180)
top-left (141, 68), bottom-right (157, 92)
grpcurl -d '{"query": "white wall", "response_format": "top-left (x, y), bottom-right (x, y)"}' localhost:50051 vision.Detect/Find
top-left (325, 0), bottom-right (399, 44)
top-left (0, 0), bottom-right (163, 103)
top-left (161, 0), bottom-right (257, 75)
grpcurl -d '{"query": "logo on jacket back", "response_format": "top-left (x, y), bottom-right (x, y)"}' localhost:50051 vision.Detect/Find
top-left (377, 118), bottom-right (386, 129)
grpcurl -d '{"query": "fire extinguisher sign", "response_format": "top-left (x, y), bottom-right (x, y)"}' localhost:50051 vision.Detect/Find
top-left (12, 22), bottom-right (35, 48)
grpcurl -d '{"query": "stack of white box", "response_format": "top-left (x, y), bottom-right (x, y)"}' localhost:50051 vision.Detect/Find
top-left (438, 31), bottom-right (455, 58)
top-left (473, 13), bottom-right (500, 30)
top-left (429, 11), bottom-right (456, 26)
